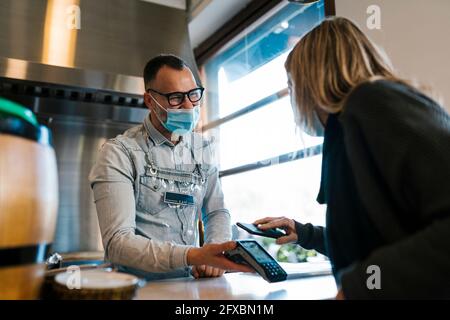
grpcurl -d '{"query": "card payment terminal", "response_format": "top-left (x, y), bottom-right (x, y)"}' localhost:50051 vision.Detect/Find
top-left (225, 240), bottom-right (287, 283)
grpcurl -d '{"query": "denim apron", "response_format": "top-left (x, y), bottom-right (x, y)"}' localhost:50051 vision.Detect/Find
top-left (118, 128), bottom-right (209, 281)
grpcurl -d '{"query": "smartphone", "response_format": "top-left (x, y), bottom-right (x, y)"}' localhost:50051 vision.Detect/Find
top-left (236, 222), bottom-right (286, 239)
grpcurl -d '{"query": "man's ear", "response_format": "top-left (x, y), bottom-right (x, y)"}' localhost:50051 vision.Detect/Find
top-left (143, 92), bottom-right (154, 111)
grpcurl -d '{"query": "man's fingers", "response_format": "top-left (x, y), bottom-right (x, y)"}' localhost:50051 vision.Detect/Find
top-left (192, 267), bottom-right (200, 279)
top-left (212, 268), bottom-right (223, 277)
top-left (217, 241), bottom-right (236, 252)
top-left (199, 265), bottom-right (207, 277)
top-left (196, 267), bottom-right (225, 278)
top-left (224, 260), bottom-right (254, 273)
top-left (205, 265), bottom-right (213, 276)
top-left (192, 265), bottom-right (208, 278)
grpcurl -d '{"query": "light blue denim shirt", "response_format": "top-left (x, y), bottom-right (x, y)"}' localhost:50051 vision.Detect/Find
top-left (88, 113), bottom-right (231, 280)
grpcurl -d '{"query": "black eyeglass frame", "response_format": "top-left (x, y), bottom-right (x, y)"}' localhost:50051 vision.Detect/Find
top-left (146, 87), bottom-right (205, 107)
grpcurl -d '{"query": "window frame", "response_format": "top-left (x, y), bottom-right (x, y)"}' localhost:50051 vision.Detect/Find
top-left (196, 0), bottom-right (333, 177)
top-left (195, 0), bottom-right (335, 66)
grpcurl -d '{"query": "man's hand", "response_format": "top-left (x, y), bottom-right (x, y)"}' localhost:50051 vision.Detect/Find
top-left (253, 216), bottom-right (298, 245)
top-left (191, 265), bottom-right (225, 279)
top-left (187, 241), bottom-right (253, 273)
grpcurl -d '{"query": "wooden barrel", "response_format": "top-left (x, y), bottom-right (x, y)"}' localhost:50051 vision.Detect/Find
top-left (0, 98), bottom-right (58, 299)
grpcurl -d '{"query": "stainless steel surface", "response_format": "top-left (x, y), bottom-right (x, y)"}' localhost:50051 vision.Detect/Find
top-left (0, 0), bottom-right (198, 253)
top-left (0, 57), bottom-right (145, 95)
top-left (1, 83), bottom-right (147, 253)
top-left (0, 91), bottom-right (127, 253)
top-left (50, 117), bottom-right (135, 253)
top-left (0, 89), bottom-right (149, 124)
top-left (0, 86), bottom-right (145, 255)
top-left (0, 0), bottom-right (198, 80)
top-left (0, 0), bottom-right (196, 253)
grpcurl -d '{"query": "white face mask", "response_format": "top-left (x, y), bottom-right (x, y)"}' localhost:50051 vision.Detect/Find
top-left (289, 91), bottom-right (325, 137)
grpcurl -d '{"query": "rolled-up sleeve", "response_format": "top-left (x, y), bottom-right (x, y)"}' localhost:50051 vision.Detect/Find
top-left (89, 140), bottom-right (192, 272)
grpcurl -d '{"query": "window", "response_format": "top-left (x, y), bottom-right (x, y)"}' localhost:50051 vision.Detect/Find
top-left (201, 1), bottom-right (327, 263)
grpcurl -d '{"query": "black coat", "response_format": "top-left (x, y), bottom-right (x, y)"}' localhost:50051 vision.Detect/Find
top-left (295, 79), bottom-right (450, 299)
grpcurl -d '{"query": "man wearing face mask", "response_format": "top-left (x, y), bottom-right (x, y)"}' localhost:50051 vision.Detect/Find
top-left (89, 54), bottom-right (251, 281)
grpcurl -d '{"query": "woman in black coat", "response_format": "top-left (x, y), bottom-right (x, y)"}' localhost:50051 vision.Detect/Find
top-left (255, 17), bottom-right (450, 299)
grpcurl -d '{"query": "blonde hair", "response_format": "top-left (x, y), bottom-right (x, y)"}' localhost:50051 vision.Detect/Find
top-left (285, 16), bottom-right (411, 133)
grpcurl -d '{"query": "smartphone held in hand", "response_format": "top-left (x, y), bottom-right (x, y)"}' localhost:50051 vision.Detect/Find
top-left (236, 222), bottom-right (286, 239)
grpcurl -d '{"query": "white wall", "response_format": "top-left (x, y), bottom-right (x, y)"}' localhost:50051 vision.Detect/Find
top-left (188, 0), bottom-right (253, 49)
top-left (336, 0), bottom-right (450, 111)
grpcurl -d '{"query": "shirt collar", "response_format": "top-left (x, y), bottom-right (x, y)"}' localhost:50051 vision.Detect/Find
top-left (144, 113), bottom-right (189, 148)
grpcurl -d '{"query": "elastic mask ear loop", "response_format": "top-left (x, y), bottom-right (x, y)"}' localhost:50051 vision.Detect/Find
top-left (149, 94), bottom-right (168, 126)
top-left (149, 93), bottom-right (182, 140)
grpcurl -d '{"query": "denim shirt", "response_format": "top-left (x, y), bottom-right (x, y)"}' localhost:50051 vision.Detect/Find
top-left (88, 114), bottom-right (231, 280)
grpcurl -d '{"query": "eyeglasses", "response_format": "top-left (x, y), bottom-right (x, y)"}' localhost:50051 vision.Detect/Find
top-left (146, 87), bottom-right (205, 107)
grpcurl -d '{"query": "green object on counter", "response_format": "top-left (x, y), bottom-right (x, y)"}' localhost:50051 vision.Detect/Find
top-left (0, 97), bottom-right (39, 128)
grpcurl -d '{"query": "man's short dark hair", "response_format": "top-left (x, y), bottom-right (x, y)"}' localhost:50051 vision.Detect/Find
top-left (143, 54), bottom-right (189, 89)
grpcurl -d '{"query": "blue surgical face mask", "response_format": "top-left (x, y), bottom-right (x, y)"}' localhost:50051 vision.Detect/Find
top-left (150, 94), bottom-right (200, 135)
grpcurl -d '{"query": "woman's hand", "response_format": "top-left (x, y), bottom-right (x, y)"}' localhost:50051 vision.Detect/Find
top-left (253, 216), bottom-right (298, 245)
